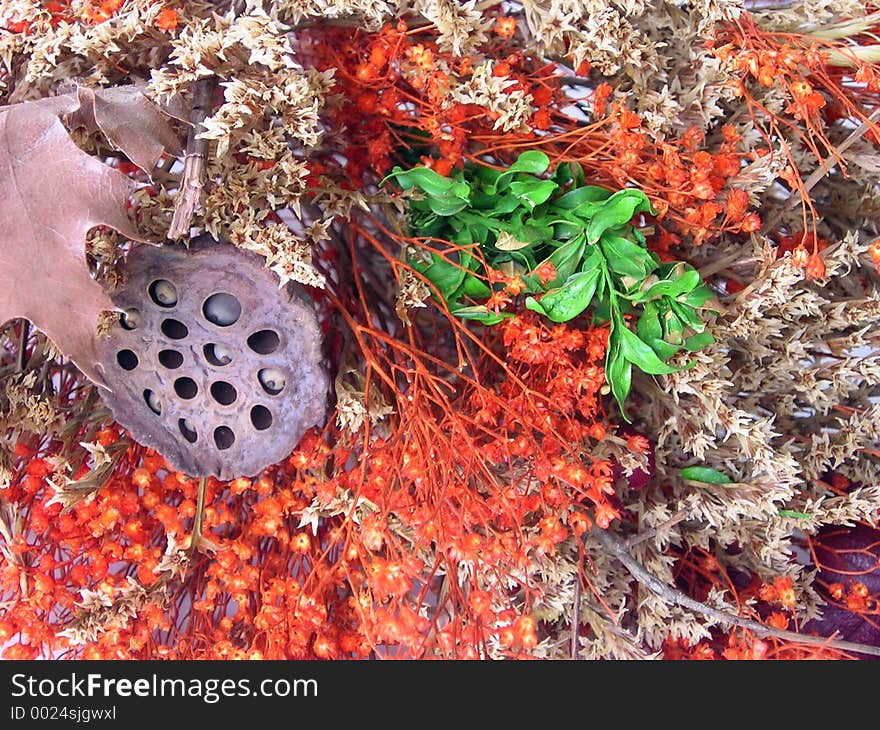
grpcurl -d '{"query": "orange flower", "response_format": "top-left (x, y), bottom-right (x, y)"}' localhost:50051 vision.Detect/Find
top-left (156, 8), bottom-right (178, 31)
top-left (767, 612), bottom-right (789, 630)
top-left (626, 433), bottom-right (650, 454)
top-left (533, 261), bottom-right (557, 285)
top-left (791, 246), bottom-right (809, 268)
top-left (291, 532), bottom-right (311, 553)
top-left (869, 239), bottom-right (880, 270)
top-left (494, 17), bottom-right (517, 38)
top-left (804, 253), bottom-right (826, 281)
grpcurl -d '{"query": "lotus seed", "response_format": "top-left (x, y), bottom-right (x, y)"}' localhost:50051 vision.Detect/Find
top-left (259, 368), bottom-right (286, 394)
top-left (147, 390), bottom-right (162, 414)
top-left (120, 309), bottom-right (141, 330)
top-left (212, 343), bottom-right (233, 365)
top-left (152, 280), bottom-right (178, 306)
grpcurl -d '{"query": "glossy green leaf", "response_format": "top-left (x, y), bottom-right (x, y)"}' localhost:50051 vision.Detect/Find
top-left (425, 194), bottom-right (470, 216)
top-left (461, 275), bottom-right (492, 298)
top-left (525, 238), bottom-right (586, 291)
top-left (471, 190), bottom-right (499, 210)
top-left (591, 296), bottom-right (612, 324)
top-left (490, 194), bottom-right (525, 216)
top-left (680, 466), bottom-right (733, 484)
top-left (451, 305), bottom-right (513, 325)
top-left (646, 337), bottom-right (680, 360)
top-left (465, 223), bottom-right (489, 245)
top-left (471, 164), bottom-right (501, 185)
top-left (669, 300), bottom-right (704, 330)
top-left (617, 325), bottom-right (678, 375)
top-left (509, 221), bottom-right (554, 244)
top-left (637, 301), bottom-right (663, 342)
top-left (778, 509), bottom-right (812, 519)
top-left (450, 180), bottom-right (471, 200)
top-left (506, 150), bottom-right (551, 175)
top-left (553, 161), bottom-right (585, 186)
top-left (392, 154), bottom-right (719, 414)
top-left (550, 218), bottom-right (585, 241)
top-left (509, 179), bottom-right (559, 208)
top-left (492, 152), bottom-right (552, 193)
top-left (554, 185), bottom-right (613, 210)
top-left (662, 308), bottom-right (685, 342)
top-left (599, 236), bottom-right (657, 280)
top-left (579, 244), bottom-right (603, 272)
top-left (587, 190), bottom-right (655, 244)
top-left (636, 302), bottom-right (678, 359)
top-left (684, 331), bottom-right (715, 351)
top-left (383, 166), bottom-right (455, 197)
top-left (606, 341), bottom-right (633, 419)
top-left (524, 268), bottom-right (600, 322)
top-left (413, 253), bottom-right (467, 301)
top-left (684, 284), bottom-right (717, 308)
top-left (629, 269), bottom-right (701, 303)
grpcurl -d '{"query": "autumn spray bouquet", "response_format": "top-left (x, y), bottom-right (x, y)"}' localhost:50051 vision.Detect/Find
top-left (1, 0), bottom-right (880, 661)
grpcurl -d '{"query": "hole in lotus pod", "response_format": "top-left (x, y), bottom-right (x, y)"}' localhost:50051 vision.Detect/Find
top-left (149, 279), bottom-right (178, 307)
top-left (144, 389), bottom-right (161, 415)
top-left (202, 293), bottom-right (242, 327)
top-left (120, 309), bottom-right (140, 330)
top-left (250, 405), bottom-right (273, 431)
top-left (173, 376), bottom-right (198, 400)
top-left (161, 318), bottom-right (188, 340)
top-left (158, 349), bottom-right (183, 369)
top-left (203, 343), bottom-right (232, 366)
top-left (116, 349), bottom-right (138, 371)
top-left (247, 329), bottom-right (280, 354)
top-left (210, 381), bottom-right (237, 406)
top-left (178, 418), bottom-right (197, 443)
top-left (214, 426), bottom-right (235, 450)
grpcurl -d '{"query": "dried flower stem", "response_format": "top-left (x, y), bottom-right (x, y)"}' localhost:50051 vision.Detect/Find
top-left (571, 575), bottom-right (581, 660)
top-left (16, 320), bottom-right (29, 373)
top-left (592, 527), bottom-right (880, 658)
top-left (168, 78), bottom-right (215, 239)
top-left (764, 107), bottom-right (880, 232)
top-left (793, 107), bottom-right (880, 201)
top-left (624, 507), bottom-right (692, 549)
top-left (187, 476), bottom-right (212, 557)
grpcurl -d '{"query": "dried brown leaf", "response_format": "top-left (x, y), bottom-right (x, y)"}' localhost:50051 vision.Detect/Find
top-left (69, 85), bottom-right (182, 174)
top-left (0, 86), bottom-right (179, 386)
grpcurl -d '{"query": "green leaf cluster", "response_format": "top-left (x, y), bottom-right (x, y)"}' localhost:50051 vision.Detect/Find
top-left (383, 152), bottom-right (718, 417)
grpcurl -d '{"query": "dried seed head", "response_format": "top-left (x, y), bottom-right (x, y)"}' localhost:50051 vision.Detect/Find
top-left (97, 239), bottom-right (328, 480)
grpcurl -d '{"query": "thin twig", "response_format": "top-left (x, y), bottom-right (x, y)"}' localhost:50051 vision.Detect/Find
top-left (158, 154), bottom-right (177, 174)
top-left (16, 320), bottom-right (29, 372)
top-left (168, 77), bottom-right (215, 239)
top-left (624, 506), bottom-right (691, 549)
top-left (794, 108), bottom-right (880, 203)
top-left (763, 107), bottom-right (880, 232)
top-left (592, 526), bottom-right (880, 658)
top-left (697, 250), bottom-right (759, 279)
top-left (560, 76), bottom-right (593, 88)
top-left (570, 574), bottom-right (581, 660)
top-left (187, 476), bottom-right (218, 557)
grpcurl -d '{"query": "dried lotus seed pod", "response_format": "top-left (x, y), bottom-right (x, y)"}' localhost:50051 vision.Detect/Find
top-left (96, 237), bottom-right (328, 480)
